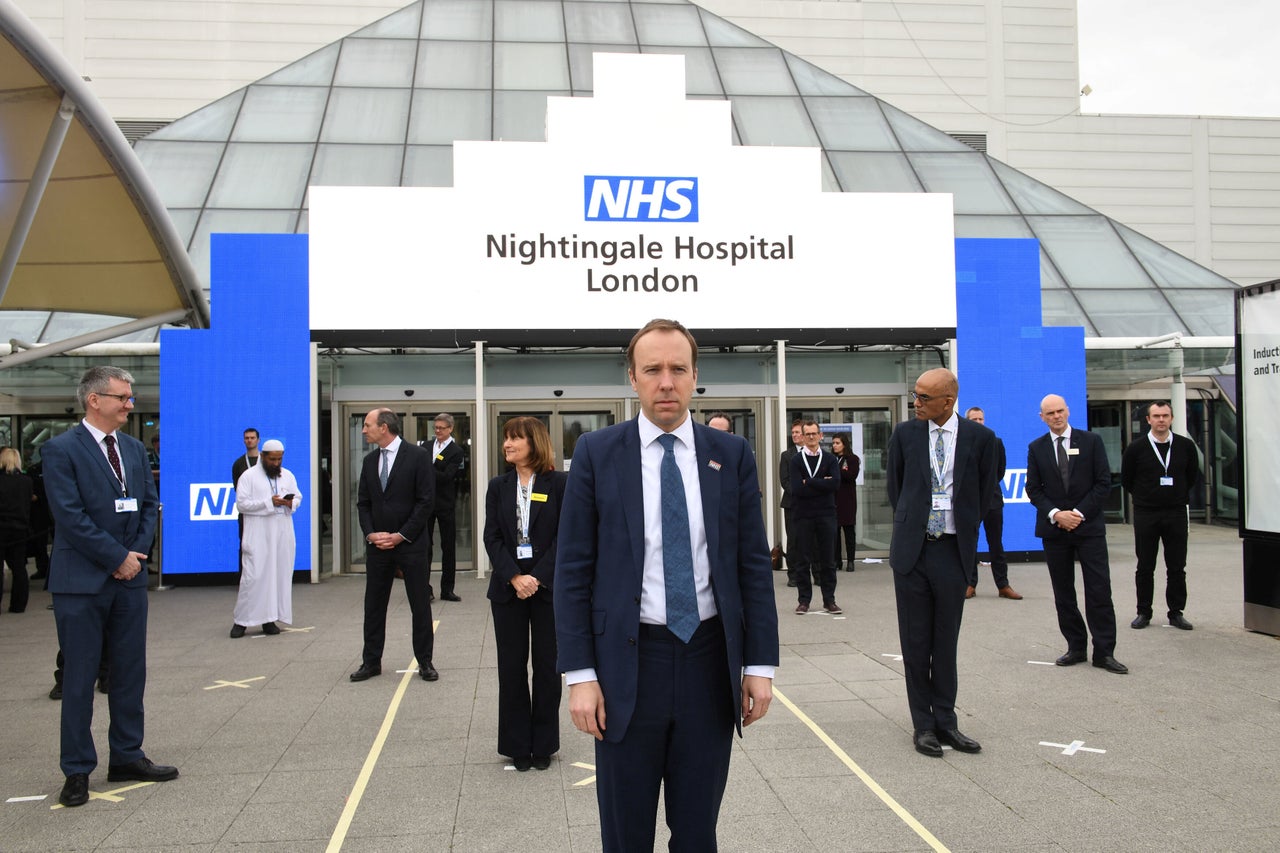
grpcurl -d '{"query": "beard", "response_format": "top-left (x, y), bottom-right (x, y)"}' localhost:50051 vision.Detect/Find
top-left (262, 462), bottom-right (282, 478)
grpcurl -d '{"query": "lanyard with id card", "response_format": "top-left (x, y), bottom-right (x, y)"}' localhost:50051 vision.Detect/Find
top-left (516, 474), bottom-right (535, 560)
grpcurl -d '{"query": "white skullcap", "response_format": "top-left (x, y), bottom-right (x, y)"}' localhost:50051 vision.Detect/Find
top-left (261, 439), bottom-right (284, 452)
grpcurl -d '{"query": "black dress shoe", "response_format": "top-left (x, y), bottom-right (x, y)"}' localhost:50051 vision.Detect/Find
top-left (1055, 650), bottom-right (1087, 666)
top-left (441, 592), bottom-right (461, 602)
top-left (59, 773), bottom-right (89, 807)
top-left (937, 728), bottom-right (981, 753)
top-left (1093, 656), bottom-right (1129, 674)
top-left (350, 664), bottom-right (382, 682)
top-left (913, 730), bottom-right (943, 758)
top-left (49, 683), bottom-right (62, 700)
top-left (107, 757), bottom-right (179, 783)
top-left (1130, 614), bottom-right (1151, 629)
top-left (513, 756), bottom-right (532, 772)
top-left (531, 755), bottom-right (551, 770)
top-left (229, 624), bottom-right (246, 639)
top-left (261, 622), bottom-right (280, 635)
top-left (419, 662), bottom-right (439, 681)
top-left (1169, 613), bottom-right (1194, 630)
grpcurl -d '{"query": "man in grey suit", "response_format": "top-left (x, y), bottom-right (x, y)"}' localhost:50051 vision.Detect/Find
top-left (887, 368), bottom-right (997, 758)
top-left (42, 366), bottom-right (176, 807)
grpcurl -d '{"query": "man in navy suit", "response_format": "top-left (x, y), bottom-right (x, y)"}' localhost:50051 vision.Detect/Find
top-left (887, 368), bottom-right (996, 758)
top-left (42, 366), bottom-right (175, 807)
top-left (1026, 394), bottom-right (1127, 674)
top-left (351, 408), bottom-right (438, 683)
top-left (556, 319), bottom-right (778, 852)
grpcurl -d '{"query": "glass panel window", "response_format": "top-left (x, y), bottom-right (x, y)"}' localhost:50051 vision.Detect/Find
top-left (1075, 290), bottom-right (1181, 337)
top-left (732, 96), bottom-right (819, 147)
top-left (207, 144), bottom-right (314, 208)
top-left (0, 311), bottom-right (50, 342)
top-left (188, 210), bottom-right (300, 285)
top-left (953, 215), bottom-right (1034, 239)
top-left (352, 5), bottom-right (421, 38)
top-left (883, 103), bottom-right (975, 152)
top-left (787, 54), bottom-right (866, 96)
top-left (403, 146), bottom-right (454, 187)
top-left (260, 43), bottom-right (339, 86)
top-left (990, 159), bottom-right (1093, 215)
top-left (169, 209), bottom-right (200, 247)
top-left (1114, 223), bottom-right (1237, 288)
top-left (1158, 290), bottom-right (1234, 336)
top-left (416, 40), bottom-right (492, 89)
top-left (643, 46), bottom-right (722, 96)
top-left (495, 91), bottom-right (560, 141)
top-left (133, 141), bottom-right (224, 207)
top-left (1028, 215), bottom-right (1154, 288)
top-left (827, 152), bottom-right (922, 192)
top-left (910, 152), bottom-right (1018, 214)
top-left (409, 90), bottom-right (492, 144)
top-left (700, 11), bottom-right (770, 47)
top-left (565, 2), bottom-right (636, 43)
top-left (1040, 247), bottom-right (1067, 288)
top-left (806, 97), bottom-right (898, 151)
top-left (496, 42), bottom-right (571, 89)
top-left (147, 90), bottom-right (244, 141)
top-left (569, 43), bottom-right (638, 91)
top-left (333, 38), bottom-right (417, 87)
top-left (634, 4), bottom-right (705, 47)
top-left (308, 145), bottom-right (403, 192)
top-left (714, 47), bottom-right (796, 96)
top-left (421, 0), bottom-right (492, 40)
top-left (495, 0), bottom-right (565, 42)
top-left (232, 86), bottom-right (328, 142)
top-left (321, 88), bottom-right (411, 144)
top-left (42, 313), bottom-right (156, 344)
top-left (1041, 290), bottom-right (1095, 333)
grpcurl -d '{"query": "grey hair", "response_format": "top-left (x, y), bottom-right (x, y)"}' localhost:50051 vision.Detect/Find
top-left (433, 413), bottom-right (455, 429)
top-left (77, 366), bottom-right (134, 410)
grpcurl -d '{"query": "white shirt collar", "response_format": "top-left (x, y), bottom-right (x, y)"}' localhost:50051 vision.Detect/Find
top-left (82, 420), bottom-right (117, 446)
top-left (1050, 424), bottom-right (1073, 443)
top-left (930, 411), bottom-right (959, 435)
top-left (638, 411), bottom-right (694, 450)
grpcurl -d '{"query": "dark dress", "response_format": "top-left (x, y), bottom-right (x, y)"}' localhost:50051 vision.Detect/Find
top-left (0, 470), bottom-right (33, 612)
top-left (834, 453), bottom-right (860, 568)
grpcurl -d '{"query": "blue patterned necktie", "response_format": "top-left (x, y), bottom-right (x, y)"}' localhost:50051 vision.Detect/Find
top-left (657, 433), bottom-right (699, 643)
top-left (927, 427), bottom-right (946, 536)
top-left (379, 448), bottom-right (389, 491)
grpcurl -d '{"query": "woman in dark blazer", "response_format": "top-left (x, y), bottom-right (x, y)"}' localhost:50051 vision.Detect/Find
top-left (484, 417), bottom-right (567, 772)
top-left (0, 447), bottom-right (33, 613)
top-left (831, 433), bottom-right (861, 572)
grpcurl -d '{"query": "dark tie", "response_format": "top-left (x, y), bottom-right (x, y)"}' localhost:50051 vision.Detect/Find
top-left (1056, 435), bottom-right (1069, 486)
top-left (657, 433), bottom-right (698, 643)
top-left (927, 428), bottom-right (945, 536)
top-left (379, 449), bottom-right (390, 491)
top-left (103, 434), bottom-right (124, 486)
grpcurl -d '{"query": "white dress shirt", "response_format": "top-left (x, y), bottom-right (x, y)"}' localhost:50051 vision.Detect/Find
top-left (929, 412), bottom-right (958, 535)
top-left (1045, 425), bottom-right (1083, 522)
top-left (82, 420), bottom-right (126, 493)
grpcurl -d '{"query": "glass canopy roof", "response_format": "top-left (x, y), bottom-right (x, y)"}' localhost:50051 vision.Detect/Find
top-left (130, 0), bottom-right (1239, 339)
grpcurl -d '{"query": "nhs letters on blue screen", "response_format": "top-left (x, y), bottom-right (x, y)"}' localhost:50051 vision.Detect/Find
top-left (584, 176), bottom-right (698, 222)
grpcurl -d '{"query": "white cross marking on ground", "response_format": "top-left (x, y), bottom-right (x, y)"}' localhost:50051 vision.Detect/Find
top-left (49, 782), bottom-right (154, 809)
top-left (204, 676), bottom-right (266, 690)
top-left (881, 653), bottom-right (903, 662)
top-left (1040, 739), bottom-right (1106, 755)
top-left (571, 761), bottom-right (596, 787)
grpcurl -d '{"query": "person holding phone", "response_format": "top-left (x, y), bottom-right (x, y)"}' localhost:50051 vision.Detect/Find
top-left (231, 439), bottom-right (302, 638)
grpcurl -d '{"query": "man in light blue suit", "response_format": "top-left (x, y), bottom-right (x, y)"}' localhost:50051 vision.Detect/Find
top-left (42, 367), bottom-right (175, 807)
top-left (556, 319), bottom-right (778, 852)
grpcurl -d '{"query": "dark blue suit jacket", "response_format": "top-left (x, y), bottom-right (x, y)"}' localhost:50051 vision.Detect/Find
top-left (1025, 428), bottom-right (1110, 539)
top-left (886, 416), bottom-right (997, 573)
top-left (554, 419), bottom-right (778, 743)
top-left (42, 424), bottom-right (158, 593)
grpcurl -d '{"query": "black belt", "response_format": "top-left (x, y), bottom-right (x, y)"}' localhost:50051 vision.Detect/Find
top-left (925, 532), bottom-right (956, 541)
top-left (638, 615), bottom-right (721, 641)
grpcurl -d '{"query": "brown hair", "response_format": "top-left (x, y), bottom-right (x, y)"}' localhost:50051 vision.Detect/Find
top-left (502, 416), bottom-right (556, 473)
top-left (625, 318), bottom-right (698, 374)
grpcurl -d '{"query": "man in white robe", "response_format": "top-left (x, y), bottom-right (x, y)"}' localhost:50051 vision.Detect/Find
top-left (231, 439), bottom-right (301, 638)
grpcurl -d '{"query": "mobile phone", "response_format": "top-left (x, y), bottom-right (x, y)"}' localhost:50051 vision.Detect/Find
top-left (283, 493), bottom-right (295, 500)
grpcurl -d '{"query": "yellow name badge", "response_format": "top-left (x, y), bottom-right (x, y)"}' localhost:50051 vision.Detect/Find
top-left (530, 492), bottom-right (548, 502)
top-left (435, 454), bottom-right (444, 461)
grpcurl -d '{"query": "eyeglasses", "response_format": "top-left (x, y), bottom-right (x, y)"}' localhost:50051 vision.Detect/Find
top-left (910, 391), bottom-right (948, 403)
top-left (96, 393), bottom-right (135, 404)
top-left (802, 431), bottom-right (821, 438)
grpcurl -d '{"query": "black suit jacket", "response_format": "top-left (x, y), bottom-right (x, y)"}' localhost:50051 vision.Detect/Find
top-left (357, 439), bottom-right (435, 554)
top-left (1025, 428), bottom-right (1110, 539)
top-left (430, 440), bottom-right (464, 508)
top-left (484, 469), bottom-right (567, 604)
top-left (778, 446), bottom-right (797, 509)
top-left (886, 416), bottom-right (997, 573)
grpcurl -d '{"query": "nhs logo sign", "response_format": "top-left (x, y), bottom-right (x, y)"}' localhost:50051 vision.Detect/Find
top-left (584, 176), bottom-right (698, 222)
top-left (1001, 469), bottom-right (1030, 504)
top-left (190, 483), bottom-right (239, 520)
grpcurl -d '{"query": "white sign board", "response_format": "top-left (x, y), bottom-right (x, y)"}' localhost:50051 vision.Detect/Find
top-left (1240, 287), bottom-right (1280, 535)
top-left (310, 53), bottom-right (955, 342)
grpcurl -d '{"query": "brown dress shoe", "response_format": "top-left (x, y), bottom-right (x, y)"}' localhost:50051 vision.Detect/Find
top-left (964, 586), bottom-right (976, 599)
top-left (998, 586), bottom-right (1023, 600)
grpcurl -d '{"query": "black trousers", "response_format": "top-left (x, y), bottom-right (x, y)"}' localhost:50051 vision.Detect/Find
top-left (783, 507), bottom-right (799, 583)
top-left (1044, 534), bottom-right (1117, 660)
top-left (975, 501), bottom-right (1009, 588)
top-left (595, 618), bottom-right (733, 853)
top-left (834, 521), bottom-right (857, 566)
top-left (426, 504), bottom-right (457, 596)
top-left (362, 546), bottom-right (434, 668)
top-left (2, 536), bottom-right (29, 612)
top-left (892, 536), bottom-right (966, 732)
top-left (794, 514), bottom-right (837, 605)
top-left (491, 587), bottom-right (560, 759)
top-left (1133, 506), bottom-right (1189, 618)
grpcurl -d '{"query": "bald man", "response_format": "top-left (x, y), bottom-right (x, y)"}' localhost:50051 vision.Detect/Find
top-left (1025, 395), bottom-right (1126, 674)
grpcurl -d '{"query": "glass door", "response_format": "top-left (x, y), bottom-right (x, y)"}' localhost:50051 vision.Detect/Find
top-left (414, 410), bottom-right (475, 570)
top-left (491, 404), bottom-right (623, 474)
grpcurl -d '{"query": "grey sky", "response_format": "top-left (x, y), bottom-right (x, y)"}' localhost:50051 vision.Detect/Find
top-left (1077, 0), bottom-right (1280, 118)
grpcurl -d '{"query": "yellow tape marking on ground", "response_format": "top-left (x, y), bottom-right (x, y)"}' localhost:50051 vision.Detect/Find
top-left (49, 781), bottom-right (154, 809)
top-left (326, 620), bottom-right (439, 853)
top-left (203, 676), bottom-right (266, 691)
top-left (772, 687), bottom-right (950, 853)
